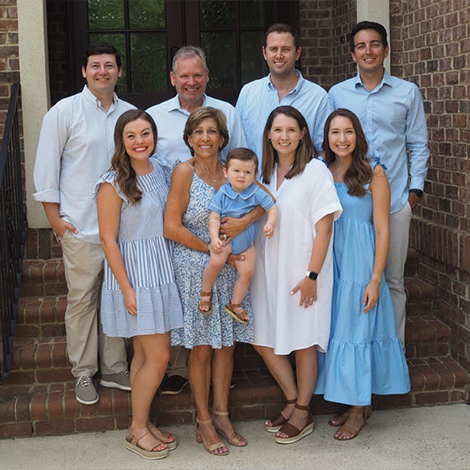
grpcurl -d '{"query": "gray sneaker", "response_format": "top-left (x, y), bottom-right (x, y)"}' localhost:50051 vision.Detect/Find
top-left (75, 376), bottom-right (99, 405)
top-left (100, 370), bottom-right (131, 391)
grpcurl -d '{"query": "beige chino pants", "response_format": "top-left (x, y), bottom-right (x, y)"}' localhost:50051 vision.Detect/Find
top-left (61, 230), bottom-right (127, 378)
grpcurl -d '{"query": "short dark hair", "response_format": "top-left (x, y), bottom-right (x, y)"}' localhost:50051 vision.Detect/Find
top-left (82, 42), bottom-right (122, 69)
top-left (349, 21), bottom-right (388, 52)
top-left (225, 148), bottom-right (259, 175)
top-left (264, 23), bottom-right (301, 50)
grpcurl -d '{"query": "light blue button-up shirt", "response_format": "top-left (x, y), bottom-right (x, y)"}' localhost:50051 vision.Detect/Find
top-left (33, 86), bottom-right (135, 243)
top-left (329, 71), bottom-right (429, 214)
top-left (236, 70), bottom-right (332, 172)
top-left (147, 94), bottom-right (247, 167)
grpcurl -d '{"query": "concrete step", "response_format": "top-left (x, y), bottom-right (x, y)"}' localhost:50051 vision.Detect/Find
top-left (1, 357), bottom-right (468, 439)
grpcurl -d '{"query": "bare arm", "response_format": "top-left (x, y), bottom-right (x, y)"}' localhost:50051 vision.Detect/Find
top-left (263, 205), bottom-right (278, 238)
top-left (97, 183), bottom-right (137, 315)
top-left (42, 202), bottom-right (78, 238)
top-left (291, 213), bottom-right (334, 308)
top-left (220, 205), bottom-right (265, 241)
top-left (363, 165), bottom-right (391, 313)
top-left (209, 211), bottom-right (224, 254)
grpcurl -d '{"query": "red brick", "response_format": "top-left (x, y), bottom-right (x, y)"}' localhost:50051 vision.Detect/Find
top-left (153, 411), bottom-right (194, 425)
top-left (414, 391), bottom-right (449, 406)
top-left (112, 388), bottom-right (130, 415)
top-left (36, 368), bottom-right (73, 383)
top-left (63, 390), bottom-right (80, 418)
top-left (75, 417), bottom-right (114, 433)
top-left (15, 394), bottom-right (31, 421)
top-left (0, 423), bottom-right (32, 439)
top-left (36, 420), bottom-right (74, 436)
top-left (30, 391), bottom-right (47, 420)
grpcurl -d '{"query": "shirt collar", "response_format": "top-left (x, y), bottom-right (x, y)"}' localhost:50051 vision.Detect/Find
top-left (267, 69), bottom-right (303, 93)
top-left (82, 85), bottom-right (118, 109)
top-left (168, 94), bottom-right (208, 115)
top-left (220, 182), bottom-right (258, 200)
top-left (354, 69), bottom-right (392, 91)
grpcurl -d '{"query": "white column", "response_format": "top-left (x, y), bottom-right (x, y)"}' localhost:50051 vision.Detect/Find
top-left (17, 0), bottom-right (50, 228)
top-left (356, 0), bottom-right (390, 72)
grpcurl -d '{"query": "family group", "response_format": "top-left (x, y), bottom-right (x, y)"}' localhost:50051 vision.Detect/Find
top-left (33, 21), bottom-right (429, 460)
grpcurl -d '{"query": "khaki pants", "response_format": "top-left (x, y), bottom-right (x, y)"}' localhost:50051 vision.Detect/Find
top-left (61, 231), bottom-right (127, 377)
top-left (167, 346), bottom-right (188, 379)
top-left (385, 202), bottom-right (412, 347)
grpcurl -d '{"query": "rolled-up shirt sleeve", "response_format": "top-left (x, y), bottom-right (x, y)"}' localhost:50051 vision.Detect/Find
top-left (33, 106), bottom-right (69, 203)
top-left (406, 86), bottom-right (429, 191)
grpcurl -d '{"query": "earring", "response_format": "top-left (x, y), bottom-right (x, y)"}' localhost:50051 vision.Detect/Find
top-left (299, 139), bottom-right (303, 145)
top-left (268, 138), bottom-right (272, 144)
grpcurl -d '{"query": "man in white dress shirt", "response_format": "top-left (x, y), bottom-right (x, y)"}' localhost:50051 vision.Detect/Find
top-left (33, 43), bottom-right (135, 405)
top-left (147, 46), bottom-right (247, 395)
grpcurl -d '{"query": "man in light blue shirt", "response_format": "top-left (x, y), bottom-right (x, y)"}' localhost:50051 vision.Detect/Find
top-left (147, 46), bottom-right (246, 167)
top-left (236, 23), bottom-right (332, 172)
top-left (329, 21), bottom-right (430, 346)
top-left (33, 43), bottom-right (134, 405)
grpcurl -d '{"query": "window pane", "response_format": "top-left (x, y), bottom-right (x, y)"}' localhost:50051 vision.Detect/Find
top-left (239, 0), bottom-right (276, 28)
top-left (130, 33), bottom-right (167, 92)
top-left (89, 33), bottom-right (127, 92)
top-left (129, 0), bottom-right (166, 29)
top-left (201, 32), bottom-right (237, 89)
top-left (241, 31), bottom-right (268, 86)
top-left (88, 0), bottom-right (125, 30)
top-left (200, 0), bottom-right (236, 29)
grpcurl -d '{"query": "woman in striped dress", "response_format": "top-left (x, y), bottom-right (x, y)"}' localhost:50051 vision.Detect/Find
top-left (96, 110), bottom-right (183, 460)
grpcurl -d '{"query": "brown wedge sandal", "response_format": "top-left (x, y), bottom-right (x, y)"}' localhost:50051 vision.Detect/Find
top-left (198, 291), bottom-right (213, 316)
top-left (213, 410), bottom-right (248, 447)
top-left (195, 417), bottom-right (229, 456)
top-left (334, 406), bottom-right (368, 441)
top-left (125, 427), bottom-right (169, 460)
top-left (265, 398), bottom-right (297, 433)
top-left (274, 403), bottom-right (314, 445)
top-left (224, 302), bottom-right (249, 325)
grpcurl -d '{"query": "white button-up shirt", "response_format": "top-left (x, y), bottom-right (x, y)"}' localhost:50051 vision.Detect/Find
top-left (146, 94), bottom-right (247, 166)
top-left (33, 86), bottom-right (135, 243)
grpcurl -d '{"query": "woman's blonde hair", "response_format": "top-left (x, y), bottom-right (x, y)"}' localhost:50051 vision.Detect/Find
top-left (261, 106), bottom-right (313, 184)
top-left (183, 107), bottom-right (229, 156)
top-left (111, 109), bottom-right (157, 204)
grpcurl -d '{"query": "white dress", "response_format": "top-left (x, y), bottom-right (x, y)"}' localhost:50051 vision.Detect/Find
top-left (251, 159), bottom-right (342, 354)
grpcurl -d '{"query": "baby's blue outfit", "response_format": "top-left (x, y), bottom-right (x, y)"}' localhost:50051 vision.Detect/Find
top-left (208, 182), bottom-right (274, 255)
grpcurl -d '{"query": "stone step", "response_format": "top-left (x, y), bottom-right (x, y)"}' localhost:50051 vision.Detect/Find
top-left (405, 278), bottom-right (434, 316)
top-left (404, 248), bottom-right (417, 278)
top-left (405, 315), bottom-right (451, 358)
top-left (1, 357), bottom-right (468, 439)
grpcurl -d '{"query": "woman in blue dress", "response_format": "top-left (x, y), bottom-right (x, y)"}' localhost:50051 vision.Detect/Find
top-left (96, 110), bottom-right (183, 459)
top-left (315, 108), bottom-right (410, 440)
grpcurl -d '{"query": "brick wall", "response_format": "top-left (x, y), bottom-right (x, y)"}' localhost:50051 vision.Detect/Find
top-left (391, 0), bottom-right (470, 371)
top-left (0, 0), bottom-right (20, 131)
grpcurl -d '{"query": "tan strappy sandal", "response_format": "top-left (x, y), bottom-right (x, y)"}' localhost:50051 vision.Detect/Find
top-left (125, 427), bottom-right (169, 460)
top-left (212, 410), bottom-right (248, 447)
top-left (198, 291), bottom-right (213, 315)
top-left (195, 417), bottom-right (229, 456)
top-left (334, 406), bottom-right (369, 441)
top-left (225, 301), bottom-right (249, 325)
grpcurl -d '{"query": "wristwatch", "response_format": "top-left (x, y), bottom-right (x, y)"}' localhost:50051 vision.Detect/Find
top-left (409, 189), bottom-right (423, 198)
top-left (306, 271), bottom-right (318, 281)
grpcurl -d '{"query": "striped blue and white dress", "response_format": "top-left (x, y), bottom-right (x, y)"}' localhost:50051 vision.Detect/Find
top-left (95, 158), bottom-right (183, 338)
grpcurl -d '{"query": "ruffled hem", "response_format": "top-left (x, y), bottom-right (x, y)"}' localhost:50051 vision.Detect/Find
top-left (314, 336), bottom-right (410, 405)
top-left (100, 285), bottom-right (183, 338)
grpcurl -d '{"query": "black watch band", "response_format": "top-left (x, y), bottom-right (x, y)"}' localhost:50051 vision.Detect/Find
top-left (306, 271), bottom-right (318, 281)
top-left (409, 189), bottom-right (423, 198)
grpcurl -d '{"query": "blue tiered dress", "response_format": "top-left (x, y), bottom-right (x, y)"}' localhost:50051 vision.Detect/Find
top-left (95, 158), bottom-right (183, 338)
top-left (315, 180), bottom-right (410, 406)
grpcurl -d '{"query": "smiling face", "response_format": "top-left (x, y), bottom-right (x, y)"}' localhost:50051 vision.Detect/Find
top-left (223, 158), bottom-right (257, 193)
top-left (328, 115), bottom-right (357, 161)
top-left (123, 118), bottom-right (155, 165)
top-left (188, 117), bottom-right (224, 160)
top-left (82, 53), bottom-right (122, 98)
top-left (268, 113), bottom-right (306, 160)
top-left (263, 32), bottom-right (301, 80)
top-left (351, 28), bottom-right (389, 75)
top-left (170, 56), bottom-right (209, 111)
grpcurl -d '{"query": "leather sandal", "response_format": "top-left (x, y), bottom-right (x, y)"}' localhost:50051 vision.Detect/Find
top-left (198, 291), bottom-right (213, 316)
top-left (329, 405), bottom-right (372, 427)
top-left (334, 406), bottom-right (368, 441)
top-left (274, 403), bottom-right (314, 445)
top-left (265, 398), bottom-right (296, 433)
top-left (148, 422), bottom-right (177, 451)
top-left (212, 410), bottom-right (247, 447)
top-left (224, 302), bottom-right (249, 325)
top-left (196, 417), bottom-right (229, 456)
top-left (125, 427), bottom-right (169, 460)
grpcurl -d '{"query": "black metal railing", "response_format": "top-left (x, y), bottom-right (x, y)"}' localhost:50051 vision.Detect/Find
top-left (0, 83), bottom-right (28, 380)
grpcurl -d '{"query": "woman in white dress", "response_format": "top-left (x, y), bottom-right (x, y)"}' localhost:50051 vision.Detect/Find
top-left (251, 106), bottom-right (342, 445)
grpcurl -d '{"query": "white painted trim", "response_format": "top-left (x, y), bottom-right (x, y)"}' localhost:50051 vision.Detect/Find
top-left (17, 0), bottom-right (50, 228)
top-left (356, 0), bottom-right (390, 72)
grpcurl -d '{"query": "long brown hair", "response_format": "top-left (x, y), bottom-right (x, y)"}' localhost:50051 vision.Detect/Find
top-left (111, 109), bottom-right (157, 204)
top-left (323, 108), bottom-right (371, 197)
top-left (261, 106), bottom-right (313, 184)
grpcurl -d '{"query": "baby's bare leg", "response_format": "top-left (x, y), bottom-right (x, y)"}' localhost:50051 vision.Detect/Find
top-left (231, 244), bottom-right (256, 321)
